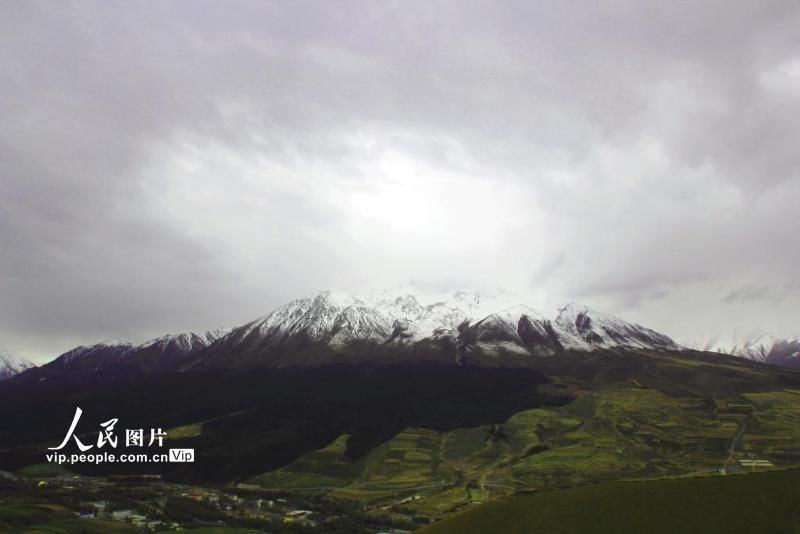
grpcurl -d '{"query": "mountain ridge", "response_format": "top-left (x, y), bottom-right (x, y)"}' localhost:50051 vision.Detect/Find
top-left (5, 288), bottom-right (687, 385)
top-left (9, 328), bottom-right (230, 385)
top-left (0, 349), bottom-right (35, 380)
top-left (28, 288), bottom-right (800, 384)
top-left (687, 332), bottom-right (800, 369)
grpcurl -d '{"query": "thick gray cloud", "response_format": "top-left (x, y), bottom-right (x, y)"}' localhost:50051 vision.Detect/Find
top-left (1, 0), bottom-right (799, 362)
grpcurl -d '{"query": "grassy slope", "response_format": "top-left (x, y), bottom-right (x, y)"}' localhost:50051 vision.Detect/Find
top-left (0, 503), bottom-right (138, 533)
top-left (8, 349), bottom-right (798, 525)
top-left (244, 352), bottom-right (800, 519)
top-left (417, 468), bottom-right (800, 534)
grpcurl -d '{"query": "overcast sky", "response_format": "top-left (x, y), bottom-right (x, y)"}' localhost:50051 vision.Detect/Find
top-left (2, 1), bottom-right (799, 363)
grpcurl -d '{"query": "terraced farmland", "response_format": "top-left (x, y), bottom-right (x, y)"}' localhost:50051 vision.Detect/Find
top-left (244, 361), bottom-right (800, 520)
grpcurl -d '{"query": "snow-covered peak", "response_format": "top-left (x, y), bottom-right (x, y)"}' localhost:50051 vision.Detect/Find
top-left (228, 289), bottom-right (678, 354)
top-left (0, 349), bottom-right (35, 380)
top-left (91, 339), bottom-right (132, 348)
top-left (489, 304), bottom-right (549, 324)
top-left (51, 328), bottom-right (230, 369)
top-left (315, 290), bottom-right (362, 309)
top-left (140, 328), bottom-right (232, 354)
top-left (686, 332), bottom-right (800, 368)
top-left (692, 331), bottom-right (783, 355)
top-left (364, 286), bottom-right (533, 340)
top-left (375, 294), bottom-right (427, 321)
top-left (555, 302), bottom-right (680, 351)
top-left (36, 289), bottom-right (684, 376)
top-left (556, 302), bottom-right (607, 320)
top-left (206, 327), bottom-right (233, 341)
top-left (242, 290), bottom-right (393, 345)
top-left (54, 341), bottom-right (136, 367)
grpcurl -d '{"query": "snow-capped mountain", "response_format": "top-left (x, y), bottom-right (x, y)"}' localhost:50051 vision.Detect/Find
top-left (217, 288), bottom-right (534, 357)
top-left (9, 288), bottom-right (685, 382)
top-left (0, 349), bottom-right (35, 380)
top-left (139, 328), bottom-right (231, 355)
top-left (690, 333), bottom-right (800, 369)
top-left (366, 285), bottom-right (525, 338)
top-left (54, 328), bottom-right (231, 367)
top-left (15, 328), bottom-right (230, 384)
top-left (460, 305), bottom-right (563, 357)
top-left (554, 303), bottom-right (680, 352)
top-left (235, 291), bottom-right (393, 347)
top-left (190, 288), bottom-right (681, 369)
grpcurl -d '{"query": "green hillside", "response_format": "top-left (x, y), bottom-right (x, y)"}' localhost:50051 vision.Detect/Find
top-left (417, 468), bottom-right (800, 534)
top-left (4, 349), bottom-right (800, 528)
top-left (242, 352), bottom-right (800, 521)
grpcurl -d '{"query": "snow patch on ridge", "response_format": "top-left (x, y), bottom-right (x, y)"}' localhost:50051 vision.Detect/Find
top-left (685, 331), bottom-right (800, 366)
top-left (241, 291), bottom-right (394, 345)
top-left (229, 287), bottom-right (680, 354)
top-left (0, 349), bottom-right (35, 380)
